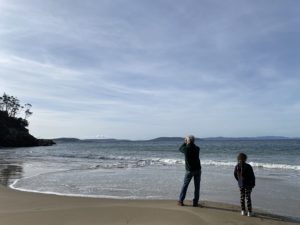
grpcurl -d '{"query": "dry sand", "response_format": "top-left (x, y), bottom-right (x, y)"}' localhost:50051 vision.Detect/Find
top-left (0, 186), bottom-right (297, 225)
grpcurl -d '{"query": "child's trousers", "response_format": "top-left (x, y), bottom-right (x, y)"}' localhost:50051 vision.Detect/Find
top-left (240, 188), bottom-right (252, 212)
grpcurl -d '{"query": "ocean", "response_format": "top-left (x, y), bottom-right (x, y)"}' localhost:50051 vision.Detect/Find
top-left (0, 139), bottom-right (299, 219)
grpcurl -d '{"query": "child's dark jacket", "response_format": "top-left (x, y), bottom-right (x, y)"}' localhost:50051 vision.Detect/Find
top-left (234, 162), bottom-right (255, 189)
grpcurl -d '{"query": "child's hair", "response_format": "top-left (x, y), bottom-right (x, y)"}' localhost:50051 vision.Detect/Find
top-left (237, 153), bottom-right (247, 162)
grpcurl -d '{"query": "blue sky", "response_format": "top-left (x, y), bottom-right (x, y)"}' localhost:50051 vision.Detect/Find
top-left (1, 0), bottom-right (300, 139)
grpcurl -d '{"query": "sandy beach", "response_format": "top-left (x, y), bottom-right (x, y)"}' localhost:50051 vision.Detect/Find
top-left (0, 186), bottom-right (297, 225)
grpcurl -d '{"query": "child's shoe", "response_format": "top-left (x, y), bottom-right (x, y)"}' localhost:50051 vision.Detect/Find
top-left (247, 211), bottom-right (254, 217)
top-left (241, 210), bottom-right (246, 216)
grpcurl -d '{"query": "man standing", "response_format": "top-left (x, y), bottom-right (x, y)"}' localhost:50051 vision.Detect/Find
top-left (178, 135), bottom-right (201, 207)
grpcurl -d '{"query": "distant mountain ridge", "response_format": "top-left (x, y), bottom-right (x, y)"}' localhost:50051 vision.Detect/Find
top-left (53, 138), bottom-right (81, 142)
top-left (149, 137), bottom-right (183, 142)
top-left (202, 136), bottom-right (293, 140)
top-left (148, 136), bottom-right (296, 141)
top-left (53, 136), bottom-right (299, 143)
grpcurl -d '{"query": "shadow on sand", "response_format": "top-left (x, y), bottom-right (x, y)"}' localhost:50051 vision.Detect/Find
top-left (184, 201), bottom-right (299, 223)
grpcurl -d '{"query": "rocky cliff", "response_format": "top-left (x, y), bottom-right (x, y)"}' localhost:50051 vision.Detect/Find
top-left (0, 111), bottom-right (55, 147)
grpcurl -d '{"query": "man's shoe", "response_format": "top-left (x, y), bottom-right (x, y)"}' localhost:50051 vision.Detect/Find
top-left (193, 202), bottom-right (203, 207)
top-left (177, 201), bottom-right (184, 206)
top-left (241, 210), bottom-right (246, 216)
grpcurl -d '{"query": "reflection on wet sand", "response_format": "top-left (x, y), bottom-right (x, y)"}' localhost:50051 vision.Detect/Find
top-left (0, 164), bottom-right (23, 186)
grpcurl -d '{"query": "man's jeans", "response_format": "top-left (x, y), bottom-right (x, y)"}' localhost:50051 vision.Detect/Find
top-left (179, 170), bottom-right (201, 204)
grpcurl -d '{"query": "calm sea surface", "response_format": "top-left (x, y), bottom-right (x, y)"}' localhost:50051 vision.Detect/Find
top-left (0, 139), bottom-right (299, 219)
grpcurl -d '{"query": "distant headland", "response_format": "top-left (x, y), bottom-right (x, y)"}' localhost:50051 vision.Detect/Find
top-left (0, 93), bottom-right (55, 148)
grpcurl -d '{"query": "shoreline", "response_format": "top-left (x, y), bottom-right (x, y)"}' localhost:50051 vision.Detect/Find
top-left (1, 185), bottom-right (298, 225)
top-left (9, 179), bottom-right (300, 221)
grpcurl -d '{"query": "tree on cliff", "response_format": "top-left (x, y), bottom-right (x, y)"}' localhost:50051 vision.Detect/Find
top-left (0, 93), bottom-right (33, 121)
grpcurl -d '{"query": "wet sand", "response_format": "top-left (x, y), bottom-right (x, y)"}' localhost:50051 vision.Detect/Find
top-left (0, 186), bottom-right (297, 225)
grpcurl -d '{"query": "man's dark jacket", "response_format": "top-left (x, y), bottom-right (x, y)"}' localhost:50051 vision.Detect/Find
top-left (179, 143), bottom-right (201, 171)
top-left (234, 162), bottom-right (255, 189)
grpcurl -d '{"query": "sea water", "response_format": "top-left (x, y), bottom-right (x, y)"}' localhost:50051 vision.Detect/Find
top-left (0, 139), bottom-right (299, 219)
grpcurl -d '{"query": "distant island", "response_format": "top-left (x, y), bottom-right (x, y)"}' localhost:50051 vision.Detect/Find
top-left (0, 93), bottom-right (55, 148)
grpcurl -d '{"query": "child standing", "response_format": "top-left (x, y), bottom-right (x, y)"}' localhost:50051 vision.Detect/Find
top-left (234, 153), bottom-right (255, 217)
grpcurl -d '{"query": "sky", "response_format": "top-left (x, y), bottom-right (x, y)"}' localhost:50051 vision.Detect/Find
top-left (0, 0), bottom-right (300, 139)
